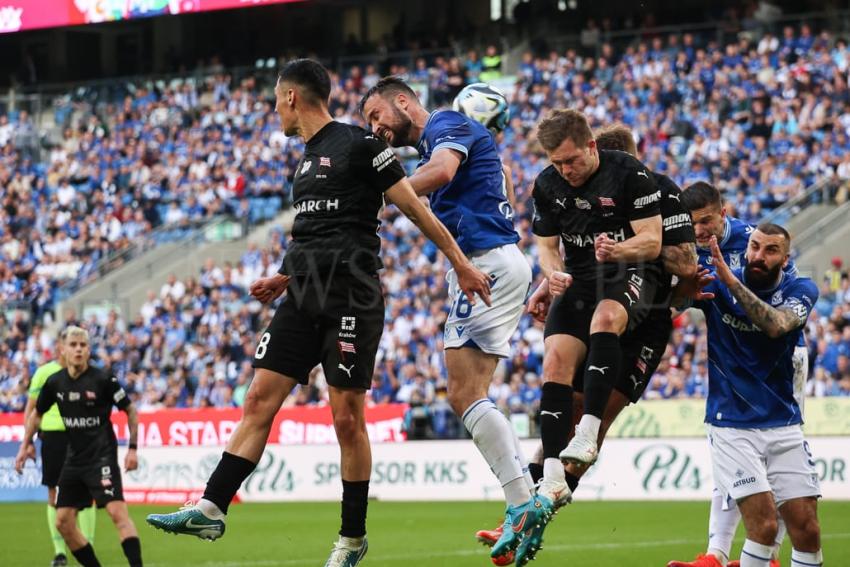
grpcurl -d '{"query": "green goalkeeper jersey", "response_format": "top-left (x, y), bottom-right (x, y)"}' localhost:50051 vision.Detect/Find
top-left (27, 360), bottom-right (64, 431)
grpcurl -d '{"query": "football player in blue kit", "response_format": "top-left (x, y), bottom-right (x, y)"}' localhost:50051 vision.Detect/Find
top-left (680, 224), bottom-right (823, 567)
top-left (360, 78), bottom-right (550, 566)
top-left (670, 183), bottom-right (807, 567)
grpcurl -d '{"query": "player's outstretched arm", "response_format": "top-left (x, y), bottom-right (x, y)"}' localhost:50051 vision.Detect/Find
top-left (14, 409), bottom-right (42, 474)
top-left (408, 148), bottom-right (463, 197)
top-left (709, 236), bottom-right (804, 338)
top-left (386, 178), bottom-right (491, 306)
top-left (661, 241), bottom-right (698, 279)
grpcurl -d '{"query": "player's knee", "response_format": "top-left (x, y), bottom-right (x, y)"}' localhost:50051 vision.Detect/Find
top-left (794, 515), bottom-right (821, 548)
top-left (332, 410), bottom-right (364, 444)
top-left (56, 513), bottom-right (75, 535)
top-left (754, 516), bottom-right (779, 543)
top-left (241, 389), bottom-right (277, 425)
top-left (590, 309), bottom-right (624, 334)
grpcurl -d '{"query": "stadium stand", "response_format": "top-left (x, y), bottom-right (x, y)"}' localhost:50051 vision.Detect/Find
top-left (3, 23), bottom-right (850, 430)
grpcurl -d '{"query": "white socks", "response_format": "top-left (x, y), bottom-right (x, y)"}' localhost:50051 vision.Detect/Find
top-left (543, 457), bottom-right (565, 482)
top-left (741, 539), bottom-right (773, 567)
top-left (774, 517), bottom-right (787, 558)
top-left (462, 399), bottom-right (532, 507)
top-left (198, 498), bottom-right (225, 519)
top-left (791, 548), bottom-right (823, 567)
top-left (576, 414), bottom-right (602, 439)
top-left (708, 489), bottom-right (740, 562)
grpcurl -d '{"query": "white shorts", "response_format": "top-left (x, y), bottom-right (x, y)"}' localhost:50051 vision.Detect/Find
top-left (708, 424), bottom-right (821, 506)
top-left (793, 345), bottom-right (808, 418)
top-left (444, 243), bottom-right (532, 358)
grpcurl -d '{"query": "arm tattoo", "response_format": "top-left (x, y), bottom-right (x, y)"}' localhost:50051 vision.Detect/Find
top-left (661, 242), bottom-right (698, 278)
top-left (726, 278), bottom-right (803, 338)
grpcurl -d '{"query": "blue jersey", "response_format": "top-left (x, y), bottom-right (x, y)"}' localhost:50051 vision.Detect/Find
top-left (696, 269), bottom-right (818, 429)
top-left (416, 110), bottom-right (519, 254)
top-left (697, 215), bottom-right (803, 347)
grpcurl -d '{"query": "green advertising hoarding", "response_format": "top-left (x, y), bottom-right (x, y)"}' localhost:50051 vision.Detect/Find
top-left (608, 398), bottom-right (850, 438)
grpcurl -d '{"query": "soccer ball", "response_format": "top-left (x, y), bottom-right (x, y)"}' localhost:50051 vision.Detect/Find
top-left (452, 83), bottom-right (510, 133)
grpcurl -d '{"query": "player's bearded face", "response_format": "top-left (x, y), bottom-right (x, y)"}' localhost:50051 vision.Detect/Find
top-left (363, 96), bottom-right (413, 147)
top-left (744, 231), bottom-right (788, 288)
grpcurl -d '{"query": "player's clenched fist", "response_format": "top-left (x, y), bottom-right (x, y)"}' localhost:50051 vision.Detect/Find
top-left (526, 278), bottom-right (552, 322)
top-left (249, 274), bottom-right (291, 304)
top-left (594, 233), bottom-right (617, 263)
top-left (549, 271), bottom-right (573, 297)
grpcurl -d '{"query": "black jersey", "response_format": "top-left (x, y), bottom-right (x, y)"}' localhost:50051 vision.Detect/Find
top-left (281, 121), bottom-right (407, 277)
top-left (35, 365), bottom-right (130, 466)
top-left (655, 173), bottom-right (695, 249)
top-left (654, 172), bottom-right (696, 301)
top-left (531, 149), bottom-right (662, 278)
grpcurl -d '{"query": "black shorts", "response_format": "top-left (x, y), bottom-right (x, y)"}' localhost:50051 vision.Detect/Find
top-left (39, 430), bottom-right (68, 487)
top-left (572, 306), bottom-right (671, 403)
top-left (544, 264), bottom-right (661, 343)
top-left (253, 272), bottom-right (384, 390)
top-left (56, 456), bottom-right (123, 509)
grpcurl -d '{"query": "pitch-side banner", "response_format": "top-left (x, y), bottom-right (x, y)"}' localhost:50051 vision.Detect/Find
top-left (0, 1), bottom-right (302, 34)
top-left (0, 405), bottom-right (406, 447)
top-left (111, 438), bottom-right (850, 504)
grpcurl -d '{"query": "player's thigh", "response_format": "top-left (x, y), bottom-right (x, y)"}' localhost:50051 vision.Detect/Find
top-left (40, 430), bottom-right (69, 488)
top-left (55, 467), bottom-right (94, 511)
top-left (599, 264), bottom-right (661, 332)
top-left (328, 386), bottom-right (368, 433)
top-left (445, 244), bottom-right (532, 358)
top-left (82, 458), bottom-right (125, 509)
top-left (765, 426), bottom-right (821, 506)
top-left (320, 273), bottom-right (385, 390)
top-left (778, 496), bottom-right (820, 548)
top-left (737, 490), bottom-right (778, 536)
top-left (615, 312), bottom-right (671, 403)
top-left (253, 292), bottom-right (322, 386)
top-left (707, 425), bottom-right (772, 503)
top-left (544, 282), bottom-right (595, 346)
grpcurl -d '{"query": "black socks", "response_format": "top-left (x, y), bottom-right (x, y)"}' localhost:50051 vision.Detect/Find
top-left (203, 451), bottom-right (257, 514)
top-left (540, 382), bottom-right (574, 459)
top-left (582, 332), bottom-right (621, 419)
top-left (340, 480), bottom-right (370, 538)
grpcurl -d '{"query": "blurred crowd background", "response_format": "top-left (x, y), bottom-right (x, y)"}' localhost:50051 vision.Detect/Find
top-left (2, 16), bottom-right (850, 439)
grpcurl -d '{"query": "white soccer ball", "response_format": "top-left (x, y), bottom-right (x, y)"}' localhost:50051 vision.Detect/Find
top-left (452, 83), bottom-right (510, 133)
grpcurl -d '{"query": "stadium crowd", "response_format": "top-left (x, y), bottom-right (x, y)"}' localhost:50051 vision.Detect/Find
top-left (3, 23), bottom-right (850, 431)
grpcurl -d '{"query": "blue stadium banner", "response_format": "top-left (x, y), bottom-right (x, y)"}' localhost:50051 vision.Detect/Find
top-left (0, 441), bottom-right (47, 502)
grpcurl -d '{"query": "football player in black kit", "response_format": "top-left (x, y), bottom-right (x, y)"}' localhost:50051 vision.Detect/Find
top-left (475, 123), bottom-right (702, 549)
top-left (529, 109), bottom-right (664, 513)
top-left (147, 59), bottom-right (491, 567)
top-left (16, 327), bottom-right (143, 567)
top-left (531, 124), bottom-right (697, 475)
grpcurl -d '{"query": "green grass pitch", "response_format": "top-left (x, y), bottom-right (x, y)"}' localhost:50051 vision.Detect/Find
top-left (2, 501), bottom-right (848, 566)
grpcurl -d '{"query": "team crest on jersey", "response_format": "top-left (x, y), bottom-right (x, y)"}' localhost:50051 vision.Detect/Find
top-left (598, 196), bottom-right (616, 207)
top-left (574, 197), bottom-right (591, 210)
top-left (771, 290), bottom-right (784, 306)
top-left (320, 157), bottom-right (332, 168)
top-left (729, 253), bottom-right (742, 269)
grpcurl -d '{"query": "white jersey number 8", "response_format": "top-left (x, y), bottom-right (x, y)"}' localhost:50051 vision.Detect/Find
top-left (255, 332), bottom-right (271, 359)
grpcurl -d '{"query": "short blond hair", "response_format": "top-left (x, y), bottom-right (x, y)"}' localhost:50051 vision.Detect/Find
top-left (63, 326), bottom-right (90, 344)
